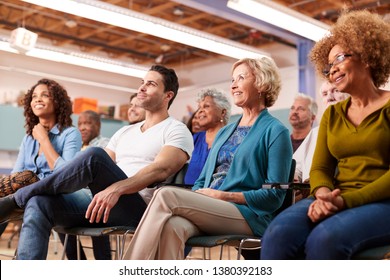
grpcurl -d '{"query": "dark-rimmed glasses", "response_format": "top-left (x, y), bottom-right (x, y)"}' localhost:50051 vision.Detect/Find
top-left (322, 54), bottom-right (352, 76)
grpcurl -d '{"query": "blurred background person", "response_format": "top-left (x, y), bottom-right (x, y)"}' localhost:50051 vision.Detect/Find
top-left (288, 93), bottom-right (318, 152)
top-left (127, 93), bottom-right (146, 125)
top-left (184, 88), bottom-right (231, 185)
top-left (78, 110), bottom-right (110, 151)
top-left (186, 108), bottom-right (203, 135)
top-left (58, 110), bottom-right (112, 260)
top-left (293, 81), bottom-right (349, 183)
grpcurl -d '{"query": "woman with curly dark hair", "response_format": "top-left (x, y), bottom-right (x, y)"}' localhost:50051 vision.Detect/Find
top-left (261, 10), bottom-right (390, 259)
top-left (0, 78), bottom-right (81, 197)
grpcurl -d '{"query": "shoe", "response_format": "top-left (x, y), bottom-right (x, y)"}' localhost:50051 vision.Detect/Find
top-left (0, 195), bottom-right (22, 224)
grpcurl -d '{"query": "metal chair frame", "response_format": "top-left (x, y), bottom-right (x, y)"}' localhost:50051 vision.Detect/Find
top-left (54, 225), bottom-right (135, 260)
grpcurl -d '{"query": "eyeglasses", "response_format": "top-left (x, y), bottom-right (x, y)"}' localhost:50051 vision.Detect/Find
top-left (322, 54), bottom-right (352, 76)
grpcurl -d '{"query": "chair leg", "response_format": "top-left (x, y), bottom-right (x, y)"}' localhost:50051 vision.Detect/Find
top-left (7, 227), bottom-right (20, 248)
top-left (76, 235), bottom-right (81, 260)
top-left (51, 230), bottom-right (59, 255)
top-left (113, 235), bottom-right (119, 260)
top-left (61, 234), bottom-right (69, 260)
top-left (219, 245), bottom-right (224, 260)
top-left (202, 248), bottom-right (208, 260)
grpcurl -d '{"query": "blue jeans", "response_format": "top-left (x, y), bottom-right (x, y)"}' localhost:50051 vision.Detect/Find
top-left (261, 197), bottom-right (390, 259)
top-left (57, 189), bottom-right (112, 260)
top-left (15, 147), bottom-right (147, 259)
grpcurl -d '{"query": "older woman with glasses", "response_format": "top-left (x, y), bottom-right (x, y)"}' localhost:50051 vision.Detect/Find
top-left (261, 10), bottom-right (390, 260)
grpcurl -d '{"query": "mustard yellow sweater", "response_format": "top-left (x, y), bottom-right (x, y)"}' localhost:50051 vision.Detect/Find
top-left (310, 98), bottom-right (390, 208)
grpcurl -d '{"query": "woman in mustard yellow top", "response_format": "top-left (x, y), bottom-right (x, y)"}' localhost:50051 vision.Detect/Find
top-left (261, 10), bottom-right (390, 259)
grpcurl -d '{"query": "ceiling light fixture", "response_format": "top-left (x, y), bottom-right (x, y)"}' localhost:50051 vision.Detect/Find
top-left (22, 0), bottom-right (270, 59)
top-left (0, 38), bottom-right (148, 78)
top-left (227, 0), bottom-right (330, 42)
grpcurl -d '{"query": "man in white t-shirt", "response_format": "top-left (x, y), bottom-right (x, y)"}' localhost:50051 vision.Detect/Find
top-left (293, 81), bottom-right (349, 183)
top-left (0, 65), bottom-right (194, 259)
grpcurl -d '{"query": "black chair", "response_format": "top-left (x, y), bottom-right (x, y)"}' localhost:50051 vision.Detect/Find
top-left (185, 159), bottom-right (297, 260)
top-left (54, 225), bottom-right (135, 260)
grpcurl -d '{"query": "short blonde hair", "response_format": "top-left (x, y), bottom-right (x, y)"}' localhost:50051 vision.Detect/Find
top-left (232, 57), bottom-right (282, 107)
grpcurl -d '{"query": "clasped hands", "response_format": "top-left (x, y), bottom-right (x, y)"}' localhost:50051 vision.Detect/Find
top-left (308, 188), bottom-right (345, 223)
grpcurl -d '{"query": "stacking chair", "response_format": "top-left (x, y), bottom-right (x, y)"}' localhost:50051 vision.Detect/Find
top-left (54, 225), bottom-right (135, 260)
top-left (185, 159), bottom-right (297, 260)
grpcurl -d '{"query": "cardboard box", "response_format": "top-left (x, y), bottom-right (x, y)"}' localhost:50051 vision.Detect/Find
top-left (73, 97), bottom-right (98, 114)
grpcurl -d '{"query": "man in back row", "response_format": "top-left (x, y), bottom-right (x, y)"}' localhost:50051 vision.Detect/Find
top-left (293, 81), bottom-right (349, 183)
top-left (0, 64), bottom-right (194, 259)
top-left (288, 93), bottom-right (318, 153)
top-left (58, 110), bottom-right (112, 260)
top-left (128, 93), bottom-right (146, 125)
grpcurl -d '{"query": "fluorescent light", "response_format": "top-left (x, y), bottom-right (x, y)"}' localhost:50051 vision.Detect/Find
top-left (227, 0), bottom-right (329, 42)
top-left (22, 0), bottom-right (269, 59)
top-left (0, 39), bottom-right (148, 78)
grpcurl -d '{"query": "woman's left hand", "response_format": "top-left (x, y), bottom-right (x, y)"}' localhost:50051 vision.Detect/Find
top-left (195, 188), bottom-right (223, 199)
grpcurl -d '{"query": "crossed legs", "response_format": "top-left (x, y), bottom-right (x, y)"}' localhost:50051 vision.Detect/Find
top-left (124, 187), bottom-right (253, 260)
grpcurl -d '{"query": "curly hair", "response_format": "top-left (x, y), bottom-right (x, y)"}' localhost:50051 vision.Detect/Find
top-left (310, 10), bottom-right (390, 88)
top-left (232, 57), bottom-right (282, 108)
top-left (23, 78), bottom-right (73, 135)
top-left (197, 88), bottom-right (231, 124)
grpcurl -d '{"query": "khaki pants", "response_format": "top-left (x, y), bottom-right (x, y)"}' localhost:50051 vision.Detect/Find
top-left (124, 186), bottom-right (253, 260)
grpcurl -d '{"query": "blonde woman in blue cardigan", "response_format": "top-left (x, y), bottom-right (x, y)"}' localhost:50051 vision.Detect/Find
top-left (124, 57), bottom-right (293, 260)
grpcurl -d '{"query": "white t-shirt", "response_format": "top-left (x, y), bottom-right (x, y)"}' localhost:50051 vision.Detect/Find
top-left (106, 116), bottom-right (193, 203)
top-left (293, 126), bottom-right (319, 183)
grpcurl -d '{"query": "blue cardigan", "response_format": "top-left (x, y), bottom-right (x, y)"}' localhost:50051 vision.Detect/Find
top-left (192, 109), bottom-right (292, 236)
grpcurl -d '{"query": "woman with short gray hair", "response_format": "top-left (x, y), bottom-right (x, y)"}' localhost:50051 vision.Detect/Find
top-left (184, 88), bottom-right (231, 184)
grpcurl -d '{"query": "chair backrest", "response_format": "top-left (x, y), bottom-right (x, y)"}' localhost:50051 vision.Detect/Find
top-left (273, 159), bottom-right (296, 215)
top-left (171, 163), bottom-right (189, 184)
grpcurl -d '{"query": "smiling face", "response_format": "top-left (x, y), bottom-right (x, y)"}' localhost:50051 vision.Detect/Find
top-left (30, 84), bottom-right (55, 119)
top-left (321, 81), bottom-right (349, 107)
top-left (230, 63), bottom-right (258, 109)
top-left (327, 45), bottom-right (369, 94)
top-left (78, 113), bottom-right (100, 145)
top-left (191, 110), bottom-right (203, 133)
top-left (127, 96), bottom-right (146, 124)
top-left (137, 70), bottom-right (171, 112)
top-left (196, 95), bottom-right (224, 130)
